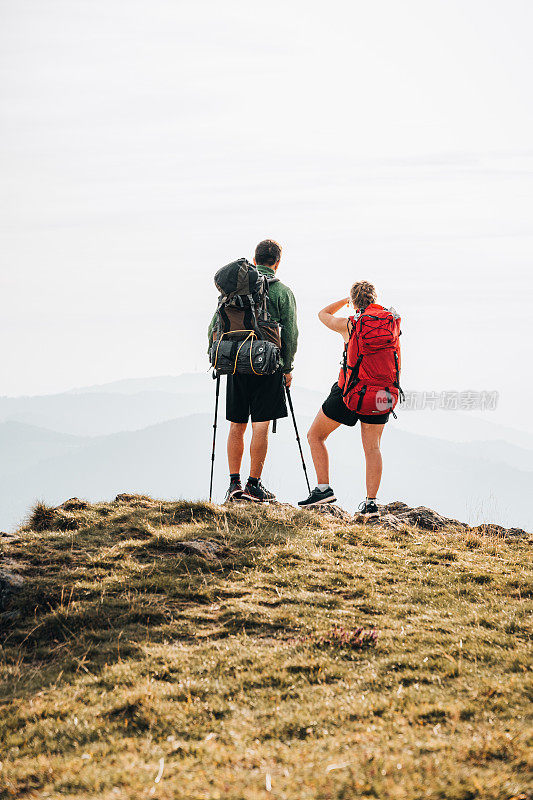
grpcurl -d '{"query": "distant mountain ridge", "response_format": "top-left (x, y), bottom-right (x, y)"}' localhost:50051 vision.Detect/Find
top-left (0, 374), bottom-right (531, 532)
top-left (0, 412), bottom-right (531, 534)
top-left (2, 373), bottom-right (531, 448)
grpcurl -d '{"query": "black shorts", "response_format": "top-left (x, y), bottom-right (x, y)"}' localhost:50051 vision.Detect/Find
top-left (322, 382), bottom-right (390, 427)
top-left (226, 369), bottom-right (288, 423)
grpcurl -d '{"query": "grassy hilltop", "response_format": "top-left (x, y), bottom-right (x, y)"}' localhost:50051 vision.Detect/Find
top-left (0, 496), bottom-right (531, 800)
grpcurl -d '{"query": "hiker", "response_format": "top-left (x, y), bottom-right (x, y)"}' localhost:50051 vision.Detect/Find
top-left (208, 239), bottom-right (298, 503)
top-left (298, 281), bottom-right (403, 516)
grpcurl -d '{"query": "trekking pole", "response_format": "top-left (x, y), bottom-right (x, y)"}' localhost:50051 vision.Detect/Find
top-left (209, 374), bottom-right (221, 502)
top-left (284, 381), bottom-right (311, 494)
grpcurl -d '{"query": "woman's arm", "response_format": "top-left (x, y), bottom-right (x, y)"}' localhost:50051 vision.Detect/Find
top-left (318, 297), bottom-right (351, 338)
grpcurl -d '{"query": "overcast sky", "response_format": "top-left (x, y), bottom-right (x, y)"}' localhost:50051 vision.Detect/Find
top-left (1, 0), bottom-right (532, 430)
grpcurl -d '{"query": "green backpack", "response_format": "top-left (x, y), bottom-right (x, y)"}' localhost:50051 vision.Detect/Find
top-left (209, 258), bottom-right (281, 375)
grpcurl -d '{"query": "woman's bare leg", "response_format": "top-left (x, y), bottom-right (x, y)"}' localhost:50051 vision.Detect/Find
top-left (307, 410), bottom-right (342, 485)
top-left (360, 422), bottom-right (385, 497)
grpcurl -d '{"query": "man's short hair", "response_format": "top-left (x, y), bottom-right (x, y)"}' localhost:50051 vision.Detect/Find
top-left (350, 280), bottom-right (377, 311)
top-left (255, 239), bottom-right (282, 267)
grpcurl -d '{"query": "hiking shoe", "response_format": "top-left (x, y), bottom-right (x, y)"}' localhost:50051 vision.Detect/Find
top-left (298, 486), bottom-right (337, 507)
top-left (225, 478), bottom-right (243, 502)
top-left (242, 480), bottom-right (276, 503)
top-left (358, 499), bottom-right (380, 518)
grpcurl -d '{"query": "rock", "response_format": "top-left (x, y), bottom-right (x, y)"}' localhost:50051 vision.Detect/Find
top-left (472, 523), bottom-right (529, 539)
top-left (0, 567), bottom-right (24, 612)
top-left (352, 512), bottom-right (408, 531)
top-left (378, 502), bottom-right (468, 531)
top-left (114, 493), bottom-right (154, 507)
top-left (59, 497), bottom-right (89, 511)
top-left (352, 506), bottom-right (450, 532)
top-left (382, 501), bottom-right (410, 514)
top-left (472, 523), bottom-right (506, 536)
top-left (311, 504), bottom-right (354, 522)
top-left (270, 502), bottom-right (296, 513)
top-left (173, 539), bottom-right (236, 561)
top-left (504, 527), bottom-right (529, 539)
top-left (347, 502), bottom-right (529, 538)
top-left (373, 513), bottom-right (408, 532)
top-left (396, 506), bottom-right (449, 531)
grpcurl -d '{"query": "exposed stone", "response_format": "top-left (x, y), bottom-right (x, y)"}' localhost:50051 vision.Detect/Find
top-left (311, 504), bottom-right (354, 522)
top-left (349, 501), bottom-right (529, 538)
top-left (114, 493), bottom-right (154, 507)
top-left (59, 497), bottom-right (89, 511)
top-left (398, 506), bottom-right (449, 531)
top-left (270, 502), bottom-right (296, 513)
top-left (0, 567), bottom-right (24, 612)
top-left (472, 523), bottom-right (506, 536)
top-left (173, 539), bottom-right (236, 561)
top-left (505, 527), bottom-right (529, 538)
top-left (472, 523), bottom-right (529, 539)
top-left (373, 513), bottom-right (409, 532)
top-left (382, 501), bottom-right (410, 514)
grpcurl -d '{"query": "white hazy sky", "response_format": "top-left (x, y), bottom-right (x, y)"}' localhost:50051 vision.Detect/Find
top-left (1, 0), bottom-right (532, 429)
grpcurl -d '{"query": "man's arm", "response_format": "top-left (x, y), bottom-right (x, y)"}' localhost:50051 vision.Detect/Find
top-left (278, 285), bottom-right (298, 382)
top-left (318, 298), bottom-right (351, 338)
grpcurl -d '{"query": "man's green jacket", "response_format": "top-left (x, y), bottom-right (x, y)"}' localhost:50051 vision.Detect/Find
top-left (208, 264), bottom-right (298, 373)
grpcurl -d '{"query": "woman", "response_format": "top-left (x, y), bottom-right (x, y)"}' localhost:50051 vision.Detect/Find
top-left (298, 281), bottom-right (402, 516)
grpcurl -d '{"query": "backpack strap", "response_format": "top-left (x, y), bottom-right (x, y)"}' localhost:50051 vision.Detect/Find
top-left (342, 355), bottom-right (362, 397)
top-left (341, 317), bottom-right (355, 378)
top-left (341, 318), bottom-right (362, 397)
top-left (217, 297), bottom-right (231, 333)
top-left (394, 351), bottom-right (405, 403)
top-left (246, 293), bottom-right (264, 338)
top-left (258, 275), bottom-right (278, 323)
top-left (383, 386), bottom-right (398, 418)
top-left (356, 384), bottom-right (367, 411)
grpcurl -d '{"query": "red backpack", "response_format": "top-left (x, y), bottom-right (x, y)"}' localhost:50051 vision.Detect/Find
top-left (338, 304), bottom-right (404, 417)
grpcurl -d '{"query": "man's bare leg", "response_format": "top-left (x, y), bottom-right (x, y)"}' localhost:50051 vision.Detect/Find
top-left (307, 409), bottom-right (341, 485)
top-left (227, 422), bottom-right (247, 475)
top-left (360, 422), bottom-right (385, 498)
top-left (249, 421), bottom-right (270, 479)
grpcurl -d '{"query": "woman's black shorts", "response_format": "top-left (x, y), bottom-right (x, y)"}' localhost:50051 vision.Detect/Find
top-left (322, 382), bottom-right (390, 427)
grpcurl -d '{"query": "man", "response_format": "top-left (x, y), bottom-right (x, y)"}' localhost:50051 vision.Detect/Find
top-left (208, 239), bottom-right (298, 503)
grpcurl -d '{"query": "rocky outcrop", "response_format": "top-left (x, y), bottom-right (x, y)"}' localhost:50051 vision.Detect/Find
top-left (309, 504), bottom-right (354, 523)
top-left (298, 498), bottom-right (529, 537)
top-left (24, 494), bottom-right (530, 541)
top-left (352, 501), bottom-right (529, 539)
top-left (59, 497), bottom-right (90, 512)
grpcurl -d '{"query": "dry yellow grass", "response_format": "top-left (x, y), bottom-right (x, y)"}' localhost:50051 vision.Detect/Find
top-left (0, 496), bottom-right (531, 799)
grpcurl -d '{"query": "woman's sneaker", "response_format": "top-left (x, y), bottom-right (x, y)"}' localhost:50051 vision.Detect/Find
top-left (225, 478), bottom-right (243, 502)
top-left (298, 486), bottom-right (336, 507)
top-left (358, 499), bottom-right (380, 518)
top-left (242, 480), bottom-right (276, 503)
